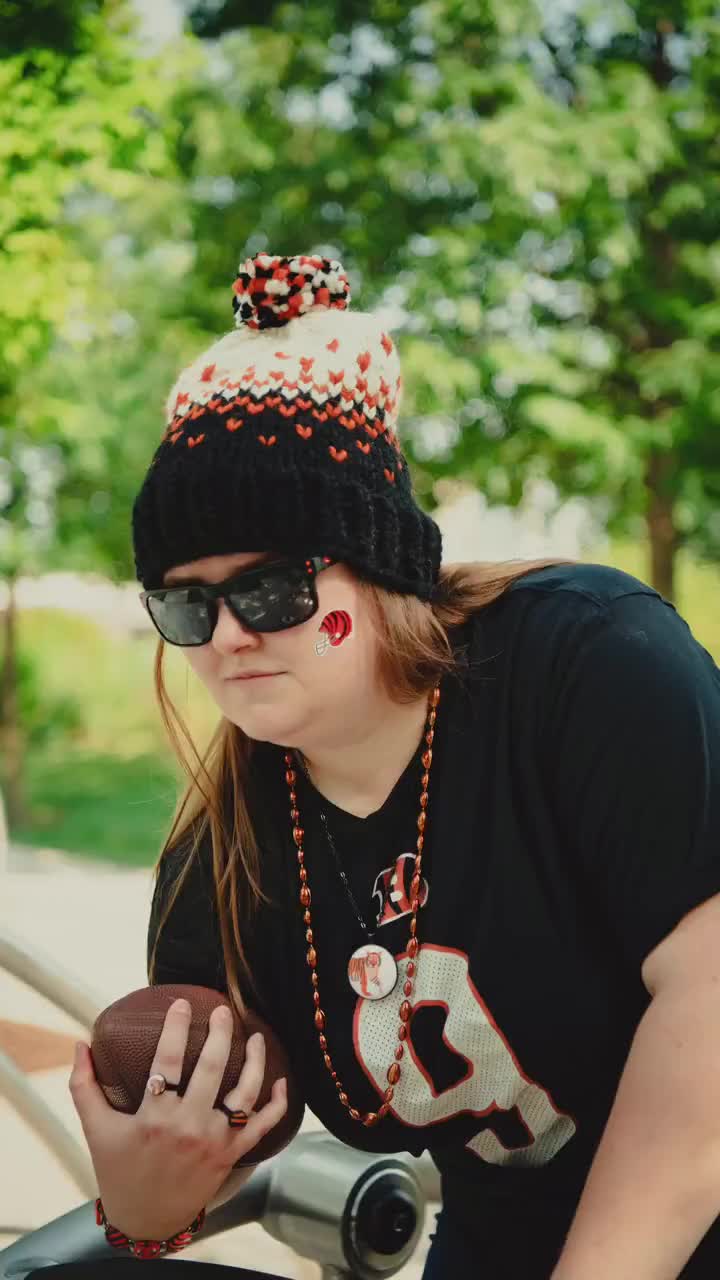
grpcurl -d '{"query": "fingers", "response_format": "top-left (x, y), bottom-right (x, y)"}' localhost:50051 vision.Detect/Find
top-left (180, 1003), bottom-right (235, 1111)
top-left (68, 1041), bottom-right (114, 1138)
top-left (221, 1030), bottom-right (266, 1115)
top-left (138, 997), bottom-right (192, 1113)
top-left (228, 1075), bottom-right (288, 1163)
top-left (215, 1033), bottom-right (286, 1161)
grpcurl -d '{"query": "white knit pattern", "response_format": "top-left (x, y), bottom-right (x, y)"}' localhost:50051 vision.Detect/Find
top-left (162, 309), bottom-right (403, 442)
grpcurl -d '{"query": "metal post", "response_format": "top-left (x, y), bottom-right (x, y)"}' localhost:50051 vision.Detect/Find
top-left (0, 1048), bottom-right (96, 1199)
top-left (0, 787), bottom-right (8, 876)
top-left (0, 929), bottom-right (104, 1204)
top-left (0, 932), bottom-right (104, 1030)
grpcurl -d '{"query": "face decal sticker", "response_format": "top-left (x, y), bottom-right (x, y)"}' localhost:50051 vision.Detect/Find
top-left (315, 609), bottom-right (353, 656)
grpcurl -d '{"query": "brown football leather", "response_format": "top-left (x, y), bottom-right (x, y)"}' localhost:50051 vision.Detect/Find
top-left (90, 984), bottom-right (304, 1166)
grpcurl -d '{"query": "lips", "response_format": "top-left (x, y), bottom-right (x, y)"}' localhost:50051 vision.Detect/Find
top-left (226, 672), bottom-right (280, 681)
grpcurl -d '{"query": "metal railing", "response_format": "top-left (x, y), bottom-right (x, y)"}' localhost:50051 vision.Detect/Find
top-left (0, 929), bottom-right (102, 1205)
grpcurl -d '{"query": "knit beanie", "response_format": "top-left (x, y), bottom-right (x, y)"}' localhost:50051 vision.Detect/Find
top-left (131, 252), bottom-right (442, 599)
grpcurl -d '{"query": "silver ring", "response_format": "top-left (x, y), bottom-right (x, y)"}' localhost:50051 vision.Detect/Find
top-left (146, 1072), bottom-right (182, 1096)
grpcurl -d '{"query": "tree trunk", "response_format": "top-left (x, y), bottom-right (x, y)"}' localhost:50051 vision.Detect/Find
top-left (0, 574), bottom-right (29, 830)
top-left (644, 449), bottom-right (678, 602)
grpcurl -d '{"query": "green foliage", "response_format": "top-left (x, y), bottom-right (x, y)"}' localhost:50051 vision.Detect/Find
top-left (0, 0), bottom-right (106, 57)
top-left (4, 0), bottom-right (720, 597)
top-left (15, 646), bottom-right (84, 749)
top-left (11, 604), bottom-right (220, 861)
top-left (12, 749), bottom-right (180, 864)
top-left (17, 607), bottom-right (218, 757)
top-left (188, 0), bottom-right (412, 39)
top-left (2, 1), bottom-right (720, 861)
top-left (171, 0), bottom-right (720, 566)
top-left (0, 0), bottom-right (186, 581)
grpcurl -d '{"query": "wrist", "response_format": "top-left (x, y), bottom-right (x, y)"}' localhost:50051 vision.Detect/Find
top-left (95, 1197), bottom-right (206, 1259)
top-left (98, 1197), bottom-right (202, 1240)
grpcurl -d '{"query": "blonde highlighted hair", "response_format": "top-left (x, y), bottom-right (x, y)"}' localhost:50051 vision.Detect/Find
top-left (147, 555), bottom-right (575, 1020)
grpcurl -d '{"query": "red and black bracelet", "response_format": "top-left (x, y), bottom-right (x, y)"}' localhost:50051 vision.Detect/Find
top-left (95, 1196), bottom-right (206, 1260)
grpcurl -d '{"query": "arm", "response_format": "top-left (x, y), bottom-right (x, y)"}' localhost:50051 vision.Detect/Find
top-left (146, 828), bottom-right (255, 1224)
top-left (552, 905), bottom-right (720, 1278)
top-left (534, 587), bottom-right (720, 1277)
top-left (146, 822), bottom-right (229, 994)
top-left (146, 826), bottom-right (285, 1221)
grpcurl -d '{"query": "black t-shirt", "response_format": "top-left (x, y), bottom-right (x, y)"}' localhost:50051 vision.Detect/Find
top-left (147, 563), bottom-right (720, 1277)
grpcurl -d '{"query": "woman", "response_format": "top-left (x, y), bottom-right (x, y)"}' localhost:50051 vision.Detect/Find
top-left (70, 253), bottom-right (720, 1277)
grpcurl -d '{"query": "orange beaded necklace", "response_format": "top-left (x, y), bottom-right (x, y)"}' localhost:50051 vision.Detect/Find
top-left (283, 682), bottom-right (440, 1128)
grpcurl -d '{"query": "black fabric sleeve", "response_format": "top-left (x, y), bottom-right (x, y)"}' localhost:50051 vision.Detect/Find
top-left (538, 589), bottom-right (720, 975)
top-left (146, 822), bottom-right (230, 993)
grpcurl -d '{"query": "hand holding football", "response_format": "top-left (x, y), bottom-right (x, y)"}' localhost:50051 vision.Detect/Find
top-left (90, 983), bottom-right (304, 1166)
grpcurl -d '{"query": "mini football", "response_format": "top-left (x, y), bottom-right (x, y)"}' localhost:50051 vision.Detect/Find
top-left (90, 984), bottom-right (304, 1166)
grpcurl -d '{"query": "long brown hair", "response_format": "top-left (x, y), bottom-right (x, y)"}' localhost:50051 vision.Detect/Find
top-left (147, 554), bottom-right (575, 1019)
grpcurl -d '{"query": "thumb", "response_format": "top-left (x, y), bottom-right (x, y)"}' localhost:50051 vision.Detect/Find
top-left (68, 1042), bottom-right (110, 1134)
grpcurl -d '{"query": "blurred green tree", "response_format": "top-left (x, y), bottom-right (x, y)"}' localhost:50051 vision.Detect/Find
top-left (0, 0), bottom-right (105, 56)
top-left (181, 0), bottom-right (720, 600)
top-left (0, 0), bottom-right (185, 823)
top-left (5, 0), bottom-right (720, 836)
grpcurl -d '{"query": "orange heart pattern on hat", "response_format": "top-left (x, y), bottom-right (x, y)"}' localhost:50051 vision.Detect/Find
top-left (158, 253), bottom-right (404, 486)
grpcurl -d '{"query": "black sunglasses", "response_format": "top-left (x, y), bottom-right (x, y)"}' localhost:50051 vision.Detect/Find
top-left (140, 555), bottom-right (336, 647)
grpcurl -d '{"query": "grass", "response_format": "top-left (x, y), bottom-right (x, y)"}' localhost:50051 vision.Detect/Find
top-left (10, 608), bottom-right (220, 866)
top-left (12, 750), bottom-right (180, 867)
top-left (7, 536), bottom-right (720, 866)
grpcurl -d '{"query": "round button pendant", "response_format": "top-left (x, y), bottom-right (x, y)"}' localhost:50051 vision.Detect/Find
top-left (347, 944), bottom-right (398, 1000)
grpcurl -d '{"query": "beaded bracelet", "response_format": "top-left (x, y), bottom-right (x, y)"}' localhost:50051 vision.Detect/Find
top-left (95, 1196), bottom-right (206, 1259)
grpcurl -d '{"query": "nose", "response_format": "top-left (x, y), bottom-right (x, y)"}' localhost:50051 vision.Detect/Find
top-left (210, 599), bottom-right (260, 654)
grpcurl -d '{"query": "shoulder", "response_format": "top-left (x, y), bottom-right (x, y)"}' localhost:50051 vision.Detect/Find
top-left (486, 561), bottom-right (677, 646)
top-left (504, 560), bottom-right (664, 610)
top-left (490, 561), bottom-right (718, 698)
top-left (451, 565), bottom-right (720, 771)
top-left (460, 560), bottom-right (695, 682)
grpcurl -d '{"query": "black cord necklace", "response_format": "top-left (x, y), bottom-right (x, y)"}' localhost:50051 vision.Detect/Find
top-left (315, 806), bottom-right (391, 940)
top-left (295, 752), bottom-right (391, 937)
top-left (294, 751), bottom-right (399, 999)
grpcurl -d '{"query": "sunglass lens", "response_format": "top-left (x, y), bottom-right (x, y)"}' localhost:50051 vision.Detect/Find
top-left (147, 594), bottom-right (213, 645)
top-left (227, 565), bottom-right (317, 631)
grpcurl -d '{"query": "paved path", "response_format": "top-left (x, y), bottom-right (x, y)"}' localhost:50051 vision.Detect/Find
top-left (0, 846), bottom-right (434, 1277)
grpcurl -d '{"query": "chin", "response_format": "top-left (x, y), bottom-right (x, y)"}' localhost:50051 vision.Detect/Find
top-left (223, 705), bottom-right (304, 746)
